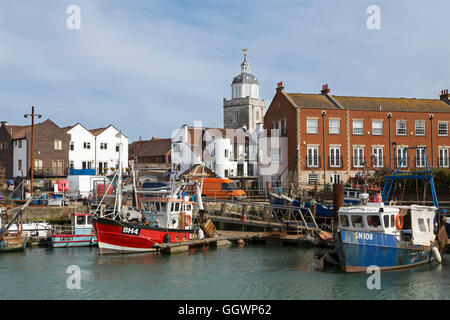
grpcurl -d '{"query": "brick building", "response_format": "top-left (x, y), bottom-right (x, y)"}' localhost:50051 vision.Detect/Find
top-left (0, 119), bottom-right (70, 179)
top-left (261, 83), bottom-right (450, 189)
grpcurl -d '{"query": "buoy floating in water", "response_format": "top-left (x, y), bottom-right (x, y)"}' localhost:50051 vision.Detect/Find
top-left (432, 246), bottom-right (442, 264)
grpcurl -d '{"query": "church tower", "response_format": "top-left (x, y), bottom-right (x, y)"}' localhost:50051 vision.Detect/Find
top-left (223, 49), bottom-right (266, 133)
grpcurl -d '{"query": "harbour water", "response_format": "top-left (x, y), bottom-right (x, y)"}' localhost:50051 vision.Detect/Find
top-left (0, 244), bottom-right (449, 300)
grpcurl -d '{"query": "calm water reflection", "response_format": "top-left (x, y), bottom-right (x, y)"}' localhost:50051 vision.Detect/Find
top-left (0, 244), bottom-right (448, 300)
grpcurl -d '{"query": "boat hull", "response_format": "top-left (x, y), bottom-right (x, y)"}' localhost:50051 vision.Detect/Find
top-left (50, 234), bottom-right (97, 248)
top-left (0, 236), bottom-right (25, 252)
top-left (94, 217), bottom-right (194, 254)
top-left (336, 230), bottom-right (434, 272)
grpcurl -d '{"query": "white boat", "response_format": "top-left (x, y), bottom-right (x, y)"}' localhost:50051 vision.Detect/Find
top-left (8, 222), bottom-right (54, 239)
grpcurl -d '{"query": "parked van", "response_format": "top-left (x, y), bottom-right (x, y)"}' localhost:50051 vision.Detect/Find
top-left (200, 178), bottom-right (246, 200)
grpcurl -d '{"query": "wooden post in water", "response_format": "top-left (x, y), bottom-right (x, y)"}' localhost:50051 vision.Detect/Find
top-left (332, 183), bottom-right (344, 227)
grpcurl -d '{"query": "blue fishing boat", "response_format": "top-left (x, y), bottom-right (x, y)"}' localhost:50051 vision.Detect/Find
top-left (334, 146), bottom-right (445, 272)
top-left (50, 213), bottom-right (97, 248)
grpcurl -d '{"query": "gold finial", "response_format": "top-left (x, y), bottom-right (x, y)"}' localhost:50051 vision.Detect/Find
top-left (242, 48), bottom-right (247, 60)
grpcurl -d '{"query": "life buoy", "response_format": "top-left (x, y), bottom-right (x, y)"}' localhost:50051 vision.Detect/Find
top-left (185, 215), bottom-right (192, 226)
top-left (396, 214), bottom-right (404, 230)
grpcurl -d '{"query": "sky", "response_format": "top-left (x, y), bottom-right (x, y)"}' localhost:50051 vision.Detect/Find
top-left (1, 0), bottom-right (449, 142)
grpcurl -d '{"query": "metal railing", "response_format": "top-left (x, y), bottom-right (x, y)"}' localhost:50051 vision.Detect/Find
top-left (199, 199), bottom-right (320, 233)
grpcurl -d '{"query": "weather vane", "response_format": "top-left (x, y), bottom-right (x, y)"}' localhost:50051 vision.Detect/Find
top-left (242, 48), bottom-right (247, 59)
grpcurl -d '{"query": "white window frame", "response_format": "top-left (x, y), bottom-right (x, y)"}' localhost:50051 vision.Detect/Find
top-left (329, 119), bottom-right (340, 135)
top-left (308, 173), bottom-right (319, 185)
top-left (329, 146), bottom-right (341, 168)
top-left (372, 120), bottom-right (383, 136)
top-left (396, 147), bottom-right (408, 168)
top-left (416, 148), bottom-right (425, 168)
top-left (307, 146), bottom-right (319, 167)
top-left (306, 119), bottom-right (319, 134)
top-left (352, 120), bottom-right (364, 135)
top-left (438, 122), bottom-right (448, 136)
top-left (439, 148), bottom-right (449, 168)
top-left (353, 147), bottom-right (364, 168)
top-left (415, 121), bottom-right (425, 136)
top-left (270, 148), bottom-right (282, 163)
top-left (372, 147), bottom-right (384, 168)
top-left (330, 173), bottom-right (342, 184)
top-left (396, 120), bottom-right (407, 136)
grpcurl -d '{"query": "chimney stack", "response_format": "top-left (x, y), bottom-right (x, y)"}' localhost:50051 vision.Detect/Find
top-left (440, 89), bottom-right (449, 101)
top-left (276, 81), bottom-right (284, 93)
top-left (321, 84), bottom-right (330, 95)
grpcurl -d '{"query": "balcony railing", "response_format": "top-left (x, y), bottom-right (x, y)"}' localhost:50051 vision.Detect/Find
top-left (305, 156), bottom-right (321, 168)
top-left (328, 156), bottom-right (344, 169)
top-left (33, 167), bottom-right (68, 178)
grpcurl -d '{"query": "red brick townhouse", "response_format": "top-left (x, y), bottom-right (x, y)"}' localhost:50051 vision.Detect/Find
top-left (263, 83), bottom-right (450, 188)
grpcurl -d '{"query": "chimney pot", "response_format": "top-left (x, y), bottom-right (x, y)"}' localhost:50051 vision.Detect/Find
top-left (276, 82), bottom-right (284, 93)
top-left (440, 89), bottom-right (449, 101)
top-left (321, 84), bottom-right (330, 95)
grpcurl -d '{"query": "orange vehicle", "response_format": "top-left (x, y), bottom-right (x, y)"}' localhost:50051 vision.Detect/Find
top-left (200, 178), bottom-right (246, 200)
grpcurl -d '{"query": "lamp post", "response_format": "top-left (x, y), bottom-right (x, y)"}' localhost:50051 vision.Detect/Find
top-left (321, 110), bottom-right (326, 187)
top-left (24, 106), bottom-right (42, 196)
top-left (429, 114), bottom-right (434, 168)
top-left (387, 113), bottom-right (392, 169)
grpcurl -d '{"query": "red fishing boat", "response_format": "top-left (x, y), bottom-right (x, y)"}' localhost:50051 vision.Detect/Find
top-left (93, 157), bottom-right (205, 254)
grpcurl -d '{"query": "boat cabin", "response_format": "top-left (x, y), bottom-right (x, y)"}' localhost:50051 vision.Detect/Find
top-left (73, 213), bottom-right (94, 235)
top-left (139, 196), bottom-right (194, 230)
top-left (338, 203), bottom-right (437, 245)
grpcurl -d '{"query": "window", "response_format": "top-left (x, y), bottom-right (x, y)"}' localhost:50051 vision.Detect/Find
top-left (307, 146), bottom-right (319, 167)
top-left (329, 119), bottom-right (340, 134)
top-left (255, 111), bottom-right (259, 120)
top-left (278, 120), bottom-right (282, 136)
top-left (372, 120), bottom-right (383, 135)
top-left (83, 142), bottom-right (91, 149)
top-left (34, 159), bottom-right (42, 169)
top-left (416, 148), bottom-right (425, 167)
top-left (224, 149), bottom-right (229, 158)
top-left (352, 120), bottom-right (364, 135)
top-left (308, 173), bottom-right (319, 185)
top-left (383, 215), bottom-right (389, 228)
top-left (418, 218), bottom-right (427, 232)
top-left (116, 144), bottom-right (120, 152)
top-left (439, 148), bottom-right (449, 167)
top-left (329, 147), bottom-right (341, 167)
top-left (283, 119), bottom-right (287, 135)
top-left (340, 215), bottom-right (349, 227)
top-left (70, 142), bottom-right (74, 151)
top-left (76, 216), bottom-right (84, 226)
top-left (391, 215), bottom-right (395, 228)
top-left (372, 147), bottom-right (383, 168)
top-left (18, 140), bottom-right (22, 148)
top-left (70, 161), bottom-right (74, 169)
top-left (331, 173), bottom-right (342, 184)
top-left (271, 148), bottom-right (282, 162)
top-left (353, 147), bottom-right (364, 167)
top-left (396, 120), bottom-right (407, 136)
top-left (438, 122), bottom-right (448, 136)
top-left (52, 160), bottom-right (64, 175)
top-left (415, 121), bottom-right (425, 136)
top-left (82, 161), bottom-right (92, 169)
top-left (100, 143), bottom-right (108, 150)
top-left (271, 175), bottom-right (281, 188)
top-left (224, 169), bottom-right (229, 177)
top-left (351, 215), bottom-right (364, 227)
top-left (54, 139), bottom-right (62, 150)
top-left (307, 119), bottom-right (318, 134)
top-left (396, 147), bottom-right (408, 168)
top-left (18, 159), bottom-right (22, 171)
top-left (367, 215), bottom-right (382, 229)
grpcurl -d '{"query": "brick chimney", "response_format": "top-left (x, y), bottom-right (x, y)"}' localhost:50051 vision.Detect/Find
top-left (276, 81), bottom-right (284, 93)
top-left (440, 89), bottom-right (449, 101)
top-left (321, 84), bottom-right (330, 95)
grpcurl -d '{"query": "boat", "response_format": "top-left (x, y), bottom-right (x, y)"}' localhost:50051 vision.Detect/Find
top-left (334, 146), bottom-right (446, 272)
top-left (93, 151), bottom-right (202, 254)
top-left (0, 198), bottom-right (33, 252)
top-left (8, 221), bottom-right (53, 239)
top-left (50, 213), bottom-right (97, 248)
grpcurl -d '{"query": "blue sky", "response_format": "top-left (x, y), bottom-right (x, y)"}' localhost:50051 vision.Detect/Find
top-left (1, 0), bottom-right (449, 141)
